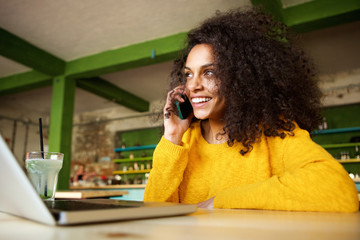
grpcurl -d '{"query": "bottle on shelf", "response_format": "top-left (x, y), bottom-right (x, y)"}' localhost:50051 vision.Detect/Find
top-left (113, 141), bottom-right (157, 185)
top-left (355, 146), bottom-right (360, 160)
top-left (144, 173), bottom-right (150, 184)
top-left (134, 175), bottom-right (142, 184)
top-left (114, 175), bottom-right (121, 184)
top-left (134, 162), bottom-right (139, 171)
top-left (322, 117), bottom-right (328, 130)
top-left (318, 117), bottom-right (328, 130)
top-left (340, 151), bottom-right (350, 160)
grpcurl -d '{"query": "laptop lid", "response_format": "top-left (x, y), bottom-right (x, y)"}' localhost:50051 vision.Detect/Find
top-left (0, 135), bottom-right (197, 225)
top-left (0, 135), bottom-right (56, 225)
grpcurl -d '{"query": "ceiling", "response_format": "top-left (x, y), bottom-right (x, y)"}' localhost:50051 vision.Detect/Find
top-left (0, 0), bottom-right (359, 117)
top-left (0, 0), bottom-right (245, 62)
top-left (0, 0), bottom-right (246, 115)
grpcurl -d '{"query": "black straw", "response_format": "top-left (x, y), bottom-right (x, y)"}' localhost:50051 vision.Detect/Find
top-left (39, 118), bottom-right (44, 159)
top-left (39, 118), bottom-right (47, 197)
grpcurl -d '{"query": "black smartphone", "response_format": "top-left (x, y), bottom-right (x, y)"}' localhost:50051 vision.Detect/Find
top-left (175, 95), bottom-right (193, 120)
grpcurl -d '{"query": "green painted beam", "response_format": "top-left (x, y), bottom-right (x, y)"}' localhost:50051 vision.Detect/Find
top-left (250, 0), bottom-right (284, 21)
top-left (0, 28), bottom-right (66, 76)
top-left (282, 0), bottom-right (360, 32)
top-left (0, 70), bottom-right (52, 96)
top-left (48, 76), bottom-right (76, 190)
top-left (289, 9), bottom-right (360, 33)
top-left (66, 32), bottom-right (187, 79)
top-left (77, 77), bottom-right (149, 112)
top-left (0, 32), bottom-right (187, 104)
top-left (251, 0), bottom-right (360, 33)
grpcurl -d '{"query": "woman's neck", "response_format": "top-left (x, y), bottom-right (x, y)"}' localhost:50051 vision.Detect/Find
top-left (201, 119), bottom-right (227, 144)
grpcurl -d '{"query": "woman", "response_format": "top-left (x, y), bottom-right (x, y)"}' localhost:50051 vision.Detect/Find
top-left (143, 7), bottom-right (359, 212)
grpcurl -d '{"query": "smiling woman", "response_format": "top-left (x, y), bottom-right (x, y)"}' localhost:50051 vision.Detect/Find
top-left (143, 6), bottom-right (359, 213)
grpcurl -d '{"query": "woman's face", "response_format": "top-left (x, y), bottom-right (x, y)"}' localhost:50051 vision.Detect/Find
top-left (185, 44), bottom-right (226, 121)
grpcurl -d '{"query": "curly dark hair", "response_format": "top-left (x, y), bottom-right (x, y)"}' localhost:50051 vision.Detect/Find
top-left (169, 7), bottom-right (323, 155)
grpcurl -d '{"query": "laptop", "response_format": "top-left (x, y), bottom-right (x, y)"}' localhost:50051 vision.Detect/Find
top-left (0, 135), bottom-right (196, 225)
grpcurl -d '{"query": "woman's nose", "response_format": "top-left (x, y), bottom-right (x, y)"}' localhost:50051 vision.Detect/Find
top-left (186, 74), bottom-right (202, 91)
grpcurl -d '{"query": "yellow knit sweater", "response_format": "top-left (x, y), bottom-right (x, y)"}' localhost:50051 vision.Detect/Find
top-left (144, 121), bottom-right (359, 212)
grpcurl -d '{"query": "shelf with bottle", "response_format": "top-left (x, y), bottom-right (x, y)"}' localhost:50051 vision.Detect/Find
top-left (337, 159), bottom-right (360, 164)
top-left (313, 127), bottom-right (360, 135)
top-left (312, 115), bottom-right (360, 135)
top-left (114, 144), bottom-right (157, 152)
top-left (113, 158), bottom-right (152, 173)
top-left (113, 156), bottom-right (152, 163)
top-left (112, 159), bottom-right (151, 185)
top-left (312, 124), bottom-right (360, 163)
top-left (113, 169), bottom-right (151, 175)
top-left (324, 144), bottom-right (360, 163)
top-left (321, 142), bottom-right (360, 149)
top-left (112, 172), bottom-right (150, 185)
top-left (112, 127), bottom-right (161, 186)
top-left (112, 149), bottom-right (153, 179)
top-left (113, 144), bottom-right (155, 174)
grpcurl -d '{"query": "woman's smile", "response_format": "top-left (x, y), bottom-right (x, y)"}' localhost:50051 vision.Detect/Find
top-left (191, 96), bottom-right (212, 105)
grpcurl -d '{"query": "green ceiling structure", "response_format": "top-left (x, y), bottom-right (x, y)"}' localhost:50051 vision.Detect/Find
top-left (1, 0), bottom-right (359, 189)
top-left (77, 77), bottom-right (150, 112)
top-left (251, 0), bottom-right (360, 32)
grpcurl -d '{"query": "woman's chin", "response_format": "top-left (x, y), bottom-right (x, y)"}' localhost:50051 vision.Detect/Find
top-left (193, 112), bottom-right (209, 120)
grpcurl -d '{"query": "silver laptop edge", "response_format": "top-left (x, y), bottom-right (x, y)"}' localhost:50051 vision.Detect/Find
top-left (0, 135), bottom-right (196, 226)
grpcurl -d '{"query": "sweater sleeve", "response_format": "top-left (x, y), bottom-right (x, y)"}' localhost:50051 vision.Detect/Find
top-left (143, 136), bottom-right (189, 202)
top-left (213, 129), bottom-right (359, 212)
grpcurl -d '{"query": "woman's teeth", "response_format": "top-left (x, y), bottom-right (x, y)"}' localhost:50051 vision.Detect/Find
top-left (191, 97), bottom-right (211, 103)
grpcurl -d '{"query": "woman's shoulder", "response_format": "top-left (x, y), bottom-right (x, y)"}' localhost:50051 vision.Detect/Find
top-left (290, 122), bottom-right (312, 139)
top-left (265, 123), bottom-right (313, 150)
top-left (264, 123), bottom-right (333, 167)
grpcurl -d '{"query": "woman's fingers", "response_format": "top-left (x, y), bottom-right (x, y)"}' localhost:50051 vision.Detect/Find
top-left (164, 86), bottom-right (187, 113)
top-left (167, 86), bottom-right (186, 103)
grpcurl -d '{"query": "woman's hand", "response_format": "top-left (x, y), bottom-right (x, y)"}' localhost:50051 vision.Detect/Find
top-left (163, 86), bottom-right (193, 145)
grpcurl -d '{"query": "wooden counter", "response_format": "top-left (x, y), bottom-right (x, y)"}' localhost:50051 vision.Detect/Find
top-left (70, 184), bottom-right (146, 190)
top-left (0, 208), bottom-right (359, 239)
top-left (69, 185), bottom-right (146, 201)
top-left (55, 190), bottom-right (128, 199)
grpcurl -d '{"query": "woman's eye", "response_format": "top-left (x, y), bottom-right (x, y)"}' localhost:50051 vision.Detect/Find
top-left (185, 72), bottom-right (193, 78)
top-left (204, 70), bottom-right (214, 77)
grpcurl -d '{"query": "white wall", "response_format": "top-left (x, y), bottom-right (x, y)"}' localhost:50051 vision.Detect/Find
top-left (300, 21), bottom-right (360, 106)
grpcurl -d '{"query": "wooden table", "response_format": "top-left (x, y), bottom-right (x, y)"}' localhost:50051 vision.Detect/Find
top-left (0, 208), bottom-right (359, 240)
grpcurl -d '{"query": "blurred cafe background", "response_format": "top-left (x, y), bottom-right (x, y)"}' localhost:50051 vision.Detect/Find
top-left (0, 0), bottom-right (359, 200)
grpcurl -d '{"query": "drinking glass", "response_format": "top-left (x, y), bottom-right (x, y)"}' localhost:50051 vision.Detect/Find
top-left (25, 151), bottom-right (64, 200)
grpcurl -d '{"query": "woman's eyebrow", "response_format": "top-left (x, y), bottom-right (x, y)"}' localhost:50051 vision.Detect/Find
top-left (184, 63), bottom-right (214, 70)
